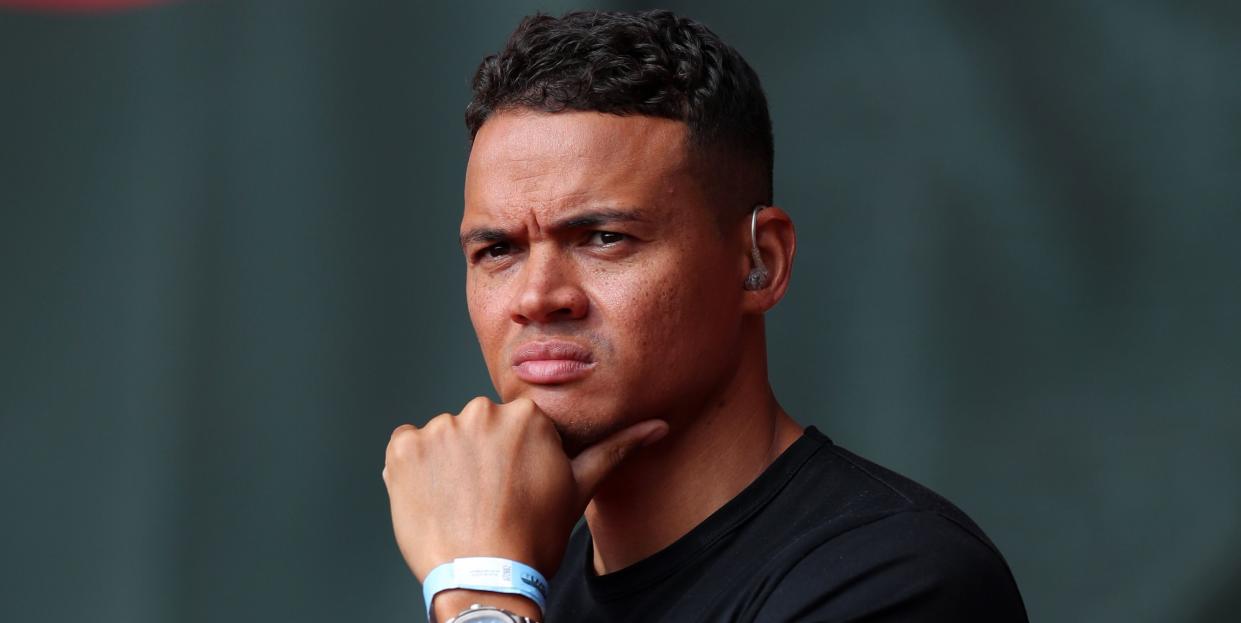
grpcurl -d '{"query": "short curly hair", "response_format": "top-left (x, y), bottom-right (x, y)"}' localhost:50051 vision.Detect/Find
top-left (466, 9), bottom-right (774, 205)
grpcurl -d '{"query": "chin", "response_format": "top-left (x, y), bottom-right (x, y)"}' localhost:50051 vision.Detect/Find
top-left (520, 389), bottom-right (629, 457)
top-left (554, 418), bottom-right (639, 457)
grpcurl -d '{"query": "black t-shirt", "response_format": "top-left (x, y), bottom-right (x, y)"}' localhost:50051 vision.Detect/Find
top-left (546, 427), bottom-right (1028, 622)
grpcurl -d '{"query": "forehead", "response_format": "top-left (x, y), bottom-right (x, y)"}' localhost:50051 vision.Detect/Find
top-left (463, 110), bottom-right (698, 228)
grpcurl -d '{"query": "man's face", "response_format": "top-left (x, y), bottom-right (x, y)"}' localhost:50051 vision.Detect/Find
top-left (462, 110), bottom-right (748, 453)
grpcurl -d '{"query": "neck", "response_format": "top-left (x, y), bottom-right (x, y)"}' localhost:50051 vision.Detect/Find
top-left (583, 329), bottom-right (803, 574)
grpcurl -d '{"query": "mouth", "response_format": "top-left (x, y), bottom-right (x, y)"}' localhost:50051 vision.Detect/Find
top-left (510, 340), bottom-right (596, 385)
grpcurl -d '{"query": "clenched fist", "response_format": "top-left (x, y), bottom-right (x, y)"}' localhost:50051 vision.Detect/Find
top-left (382, 396), bottom-right (667, 583)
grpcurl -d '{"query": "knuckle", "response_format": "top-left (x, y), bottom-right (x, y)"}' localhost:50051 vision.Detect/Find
top-left (422, 412), bottom-right (453, 430)
top-left (461, 396), bottom-right (495, 416)
top-left (386, 424), bottom-right (422, 461)
top-left (389, 423), bottom-right (416, 441)
top-left (608, 444), bottom-right (629, 466)
top-left (506, 397), bottom-right (540, 422)
top-left (508, 397), bottom-right (536, 411)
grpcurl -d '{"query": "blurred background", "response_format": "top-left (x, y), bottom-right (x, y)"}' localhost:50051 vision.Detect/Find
top-left (2, 1), bottom-right (1238, 621)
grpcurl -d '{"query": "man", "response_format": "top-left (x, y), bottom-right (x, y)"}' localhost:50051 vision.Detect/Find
top-left (383, 10), bottom-right (1028, 622)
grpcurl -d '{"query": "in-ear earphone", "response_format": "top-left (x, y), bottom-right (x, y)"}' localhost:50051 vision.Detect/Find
top-left (744, 205), bottom-right (769, 291)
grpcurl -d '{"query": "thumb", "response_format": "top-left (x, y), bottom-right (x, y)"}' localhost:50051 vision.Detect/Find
top-left (569, 419), bottom-right (668, 505)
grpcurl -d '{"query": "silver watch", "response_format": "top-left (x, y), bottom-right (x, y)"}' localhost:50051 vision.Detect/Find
top-left (445, 603), bottom-right (540, 623)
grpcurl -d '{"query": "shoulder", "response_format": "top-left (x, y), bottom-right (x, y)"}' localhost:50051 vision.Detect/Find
top-left (750, 433), bottom-right (1028, 621)
top-left (757, 510), bottom-right (1027, 621)
top-left (777, 429), bottom-right (1003, 554)
top-left (817, 440), bottom-right (1002, 551)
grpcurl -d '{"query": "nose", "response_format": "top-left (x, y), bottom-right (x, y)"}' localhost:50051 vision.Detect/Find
top-left (508, 246), bottom-right (588, 325)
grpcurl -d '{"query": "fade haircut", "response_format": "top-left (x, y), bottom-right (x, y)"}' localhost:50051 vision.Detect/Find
top-left (466, 9), bottom-right (774, 205)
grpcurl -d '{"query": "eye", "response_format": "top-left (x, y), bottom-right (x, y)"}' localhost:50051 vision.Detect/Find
top-left (589, 231), bottom-right (626, 246)
top-left (472, 241), bottom-right (511, 262)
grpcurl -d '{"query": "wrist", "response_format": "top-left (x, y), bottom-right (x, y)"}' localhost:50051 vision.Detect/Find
top-left (422, 557), bottom-right (549, 621)
top-left (431, 591), bottom-right (541, 622)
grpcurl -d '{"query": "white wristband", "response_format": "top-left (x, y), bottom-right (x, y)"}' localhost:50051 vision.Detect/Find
top-left (422, 557), bottom-right (548, 619)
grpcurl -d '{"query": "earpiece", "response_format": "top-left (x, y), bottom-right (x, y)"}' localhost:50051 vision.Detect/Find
top-left (744, 205), bottom-right (769, 291)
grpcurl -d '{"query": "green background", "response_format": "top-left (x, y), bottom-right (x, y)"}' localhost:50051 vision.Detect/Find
top-left (2, 1), bottom-right (1238, 621)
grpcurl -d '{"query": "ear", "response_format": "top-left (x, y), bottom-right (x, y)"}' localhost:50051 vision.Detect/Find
top-left (741, 205), bottom-right (796, 314)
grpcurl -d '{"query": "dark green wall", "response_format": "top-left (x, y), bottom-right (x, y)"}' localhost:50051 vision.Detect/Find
top-left (2, 1), bottom-right (1238, 621)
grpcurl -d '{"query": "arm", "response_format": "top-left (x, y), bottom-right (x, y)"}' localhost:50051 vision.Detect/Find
top-left (382, 396), bottom-right (667, 622)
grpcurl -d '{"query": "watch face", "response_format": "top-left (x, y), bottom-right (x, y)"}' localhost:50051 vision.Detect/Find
top-left (454, 610), bottom-right (516, 623)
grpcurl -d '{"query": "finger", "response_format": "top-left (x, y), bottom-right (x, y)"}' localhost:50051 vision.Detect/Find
top-left (569, 419), bottom-right (668, 504)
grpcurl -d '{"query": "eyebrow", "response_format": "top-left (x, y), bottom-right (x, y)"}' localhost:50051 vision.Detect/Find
top-left (458, 227), bottom-right (509, 249)
top-left (550, 207), bottom-right (646, 231)
top-left (459, 207), bottom-right (647, 249)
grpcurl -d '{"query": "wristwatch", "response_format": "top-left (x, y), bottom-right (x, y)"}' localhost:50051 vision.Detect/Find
top-left (445, 604), bottom-right (540, 623)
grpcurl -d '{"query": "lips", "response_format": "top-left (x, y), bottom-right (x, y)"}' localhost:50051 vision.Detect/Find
top-left (511, 340), bottom-right (596, 384)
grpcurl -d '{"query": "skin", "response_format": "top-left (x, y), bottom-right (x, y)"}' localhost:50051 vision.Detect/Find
top-left (384, 110), bottom-right (802, 622)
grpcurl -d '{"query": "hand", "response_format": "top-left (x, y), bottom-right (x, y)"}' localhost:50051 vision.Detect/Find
top-left (382, 396), bottom-right (668, 582)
